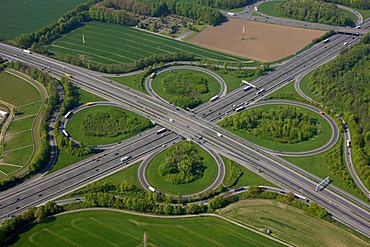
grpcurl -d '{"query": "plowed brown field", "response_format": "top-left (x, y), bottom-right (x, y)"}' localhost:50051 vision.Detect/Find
top-left (189, 19), bottom-right (325, 62)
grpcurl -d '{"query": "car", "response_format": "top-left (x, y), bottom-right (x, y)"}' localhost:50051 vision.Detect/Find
top-left (162, 144), bottom-right (166, 147)
top-left (225, 113), bottom-right (228, 115)
top-left (343, 42), bottom-right (348, 45)
top-left (39, 194), bottom-right (42, 197)
top-left (320, 111), bottom-right (325, 115)
top-left (232, 104), bottom-right (236, 108)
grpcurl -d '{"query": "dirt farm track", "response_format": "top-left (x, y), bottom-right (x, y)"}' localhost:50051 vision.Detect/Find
top-left (189, 19), bottom-right (325, 62)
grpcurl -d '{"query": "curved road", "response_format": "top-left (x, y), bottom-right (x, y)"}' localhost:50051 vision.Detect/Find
top-left (145, 65), bottom-right (227, 104)
top-left (294, 70), bottom-right (370, 199)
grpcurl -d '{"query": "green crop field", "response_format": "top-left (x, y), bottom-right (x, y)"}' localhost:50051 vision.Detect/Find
top-left (10, 210), bottom-right (283, 247)
top-left (0, 0), bottom-right (85, 41)
top-left (219, 104), bottom-right (332, 152)
top-left (48, 22), bottom-right (248, 65)
top-left (66, 105), bottom-right (152, 146)
top-left (146, 142), bottom-right (218, 195)
top-left (219, 199), bottom-right (370, 247)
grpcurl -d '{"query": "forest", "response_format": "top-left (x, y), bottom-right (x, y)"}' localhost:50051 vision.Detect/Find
top-left (219, 105), bottom-right (319, 144)
top-left (275, 0), bottom-right (353, 26)
top-left (308, 33), bottom-right (370, 190)
top-left (161, 72), bottom-right (209, 109)
top-left (158, 142), bottom-right (206, 184)
top-left (82, 109), bottom-right (153, 137)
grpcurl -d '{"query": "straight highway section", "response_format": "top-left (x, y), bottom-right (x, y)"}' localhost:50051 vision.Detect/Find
top-left (0, 39), bottom-right (370, 237)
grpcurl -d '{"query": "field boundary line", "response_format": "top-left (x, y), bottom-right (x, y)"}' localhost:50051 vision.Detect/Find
top-left (5, 144), bottom-right (34, 153)
top-left (18, 100), bottom-right (43, 108)
top-left (5, 129), bottom-right (32, 136)
top-left (41, 228), bottom-right (82, 247)
top-left (0, 162), bottom-right (22, 167)
top-left (13, 114), bottom-right (36, 121)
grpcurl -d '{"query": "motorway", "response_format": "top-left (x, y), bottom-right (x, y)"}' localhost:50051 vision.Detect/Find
top-left (0, 27), bottom-right (370, 237)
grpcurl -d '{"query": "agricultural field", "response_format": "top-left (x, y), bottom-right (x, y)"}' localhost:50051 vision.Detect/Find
top-left (0, 71), bottom-right (42, 176)
top-left (48, 22), bottom-right (248, 65)
top-left (0, 0), bottom-right (85, 41)
top-left (10, 210), bottom-right (284, 247)
top-left (146, 142), bottom-right (218, 195)
top-left (218, 199), bottom-right (370, 247)
top-left (189, 18), bottom-right (325, 62)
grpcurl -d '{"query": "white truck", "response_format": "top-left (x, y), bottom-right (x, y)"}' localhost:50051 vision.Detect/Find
top-left (120, 155), bottom-right (131, 162)
top-left (22, 49), bottom-right (31, 54)
top-left (148, 186), bottom-right (156, 192)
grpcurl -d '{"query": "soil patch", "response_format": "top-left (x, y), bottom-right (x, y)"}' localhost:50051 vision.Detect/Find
top-left (189, 19), bottom-right (325, 62)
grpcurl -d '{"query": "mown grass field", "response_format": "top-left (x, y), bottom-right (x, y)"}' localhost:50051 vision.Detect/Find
top-left (283, 139), bottom-right (367, 201)
top-left (0, 0), bottom-right (85, 41)
top-left (107, 72), bottom-right (149, 94)
top-left (220, 104), bottom-right (332, 152)
top-left (10, 210), bottom-right (283, 247)
top-left (146, 143), bottom-right (218, 195)
top-left (48, 22), bottom-right (248, 65)
top-left (6, 117), bottom-right (34, 134)
top-left (50, 149), bottom-right (93, 174)
top-left (0, 71), bottom-right (41, 175)
top-left (222, 156), bottom-right (276, 188)
top-left (258, 1), bottom-right (359, 24)
top-left (66, 105), bottom-right (152, 146)
top-left (151, 69), bottom-right (220, 105)
top-left (0, 72), bottom-right (40, 105)
top-left (218, 199), bottom-right (370, 247)
top-left (77, 88), bottom-right (106, 105)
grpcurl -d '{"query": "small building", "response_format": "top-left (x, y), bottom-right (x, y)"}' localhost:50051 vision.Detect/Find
top-left (0, 110), bottom-right (8, 117)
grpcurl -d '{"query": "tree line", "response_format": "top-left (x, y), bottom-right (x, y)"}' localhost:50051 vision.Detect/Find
top-left (324, 0), bottom-right (370, 9)
top-left (219, 105), bottom-right (319, 144)
top-left (308, 33), bottom-right (370, 191)
top-left (0, 62), bottom-right (58, 191)
top-left (275, 0), bottom-right (353, 26)
top-left (54, 79), bottom-right (94, 156)
top-left (83, 109), bottom-right (153, 137)
top-left (158, 141), bottom-right (205, 184)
